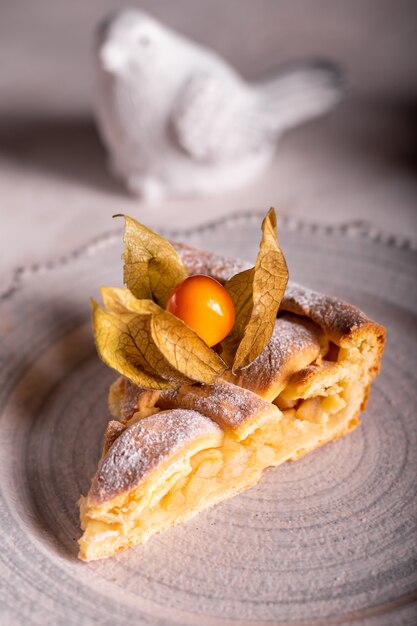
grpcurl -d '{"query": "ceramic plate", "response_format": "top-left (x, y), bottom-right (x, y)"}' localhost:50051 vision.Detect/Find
top-left (1, 212), bottom-right (416, 625)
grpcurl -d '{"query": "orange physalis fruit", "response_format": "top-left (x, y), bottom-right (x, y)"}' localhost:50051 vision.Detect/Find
top-left (166, 275), bottom-right (235, 347)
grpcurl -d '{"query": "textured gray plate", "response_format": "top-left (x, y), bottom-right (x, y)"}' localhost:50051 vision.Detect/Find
top-left (0, 212), bottom-right (416, 626)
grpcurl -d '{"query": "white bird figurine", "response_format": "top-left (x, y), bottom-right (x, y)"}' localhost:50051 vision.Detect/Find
top-left (96, 9), bottom-right (345, 201)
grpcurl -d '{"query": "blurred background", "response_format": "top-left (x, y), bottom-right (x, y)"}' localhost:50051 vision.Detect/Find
top-left (1, 0), bottom-right (417, 290)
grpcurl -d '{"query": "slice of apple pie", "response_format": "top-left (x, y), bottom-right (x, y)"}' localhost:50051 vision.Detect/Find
top-left (78, 214), bottom-right (385, 561)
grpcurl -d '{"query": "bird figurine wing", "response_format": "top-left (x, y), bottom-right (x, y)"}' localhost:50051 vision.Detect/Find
top-left (171, 72), bottom-right (269, 163)
top-left (171, 62), bottom-right (343, 164)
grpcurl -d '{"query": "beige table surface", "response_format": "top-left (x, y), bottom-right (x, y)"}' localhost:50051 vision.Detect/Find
top-left (1, 0), bottom-right (417, 293)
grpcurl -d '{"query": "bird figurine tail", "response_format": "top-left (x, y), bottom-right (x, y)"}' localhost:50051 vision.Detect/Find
top-left (258, 60), bottom-right (345, 133)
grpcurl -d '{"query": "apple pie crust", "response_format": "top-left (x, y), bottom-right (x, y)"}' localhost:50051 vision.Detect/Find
top-left (78, 245), bottom-right (385, 561)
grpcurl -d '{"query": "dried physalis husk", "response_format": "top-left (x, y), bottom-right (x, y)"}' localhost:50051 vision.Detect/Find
top-left (221, 208), bottom-right (288, 371)
top-left (117, 214), bottom-right (188, 307)
top-left (92, 287), bottom-right (227, 389)
top-left (92, 298), bottom-right (178, 390)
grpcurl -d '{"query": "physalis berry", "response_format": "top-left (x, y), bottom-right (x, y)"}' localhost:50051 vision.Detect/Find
top-left (166, 275), bottom-right (235, 347)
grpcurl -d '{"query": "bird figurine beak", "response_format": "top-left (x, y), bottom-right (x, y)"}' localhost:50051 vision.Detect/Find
top-left (100, 44), bottom-right (125, 73)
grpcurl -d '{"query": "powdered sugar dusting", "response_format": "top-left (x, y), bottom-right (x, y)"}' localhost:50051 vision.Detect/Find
top-left (282, 283), bottom-right (370, 342)
top-left (89, 409), bottom-right (221, 503)
top-left (173, 242), bottom-right (250, 283)
top-left (159, 381), bottom-right (274, 431)
top-left (119, 377), bottom-right (143, 421)
top-left (116, 378), bottom-right (160, 423)
top-left (102, 420), bottom-right (126, 456)
top-left (226, 316), bottom-right (324, 394)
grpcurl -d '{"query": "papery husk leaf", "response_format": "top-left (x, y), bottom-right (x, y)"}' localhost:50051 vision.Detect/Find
top-left (92, 299), bottom-right (191, 390)
top-left (119, 215), bottom-right (188, 306)
top-left (101, 286), bottom-right (160, 315)
top-left (219, 268), bottom-right (254, 365)
top-left (150, 310), bottom-right (227, 384)
top-left (222, 208), bottom-right (288, 371)
top-left (94, 289), bottom-right (226, 387)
